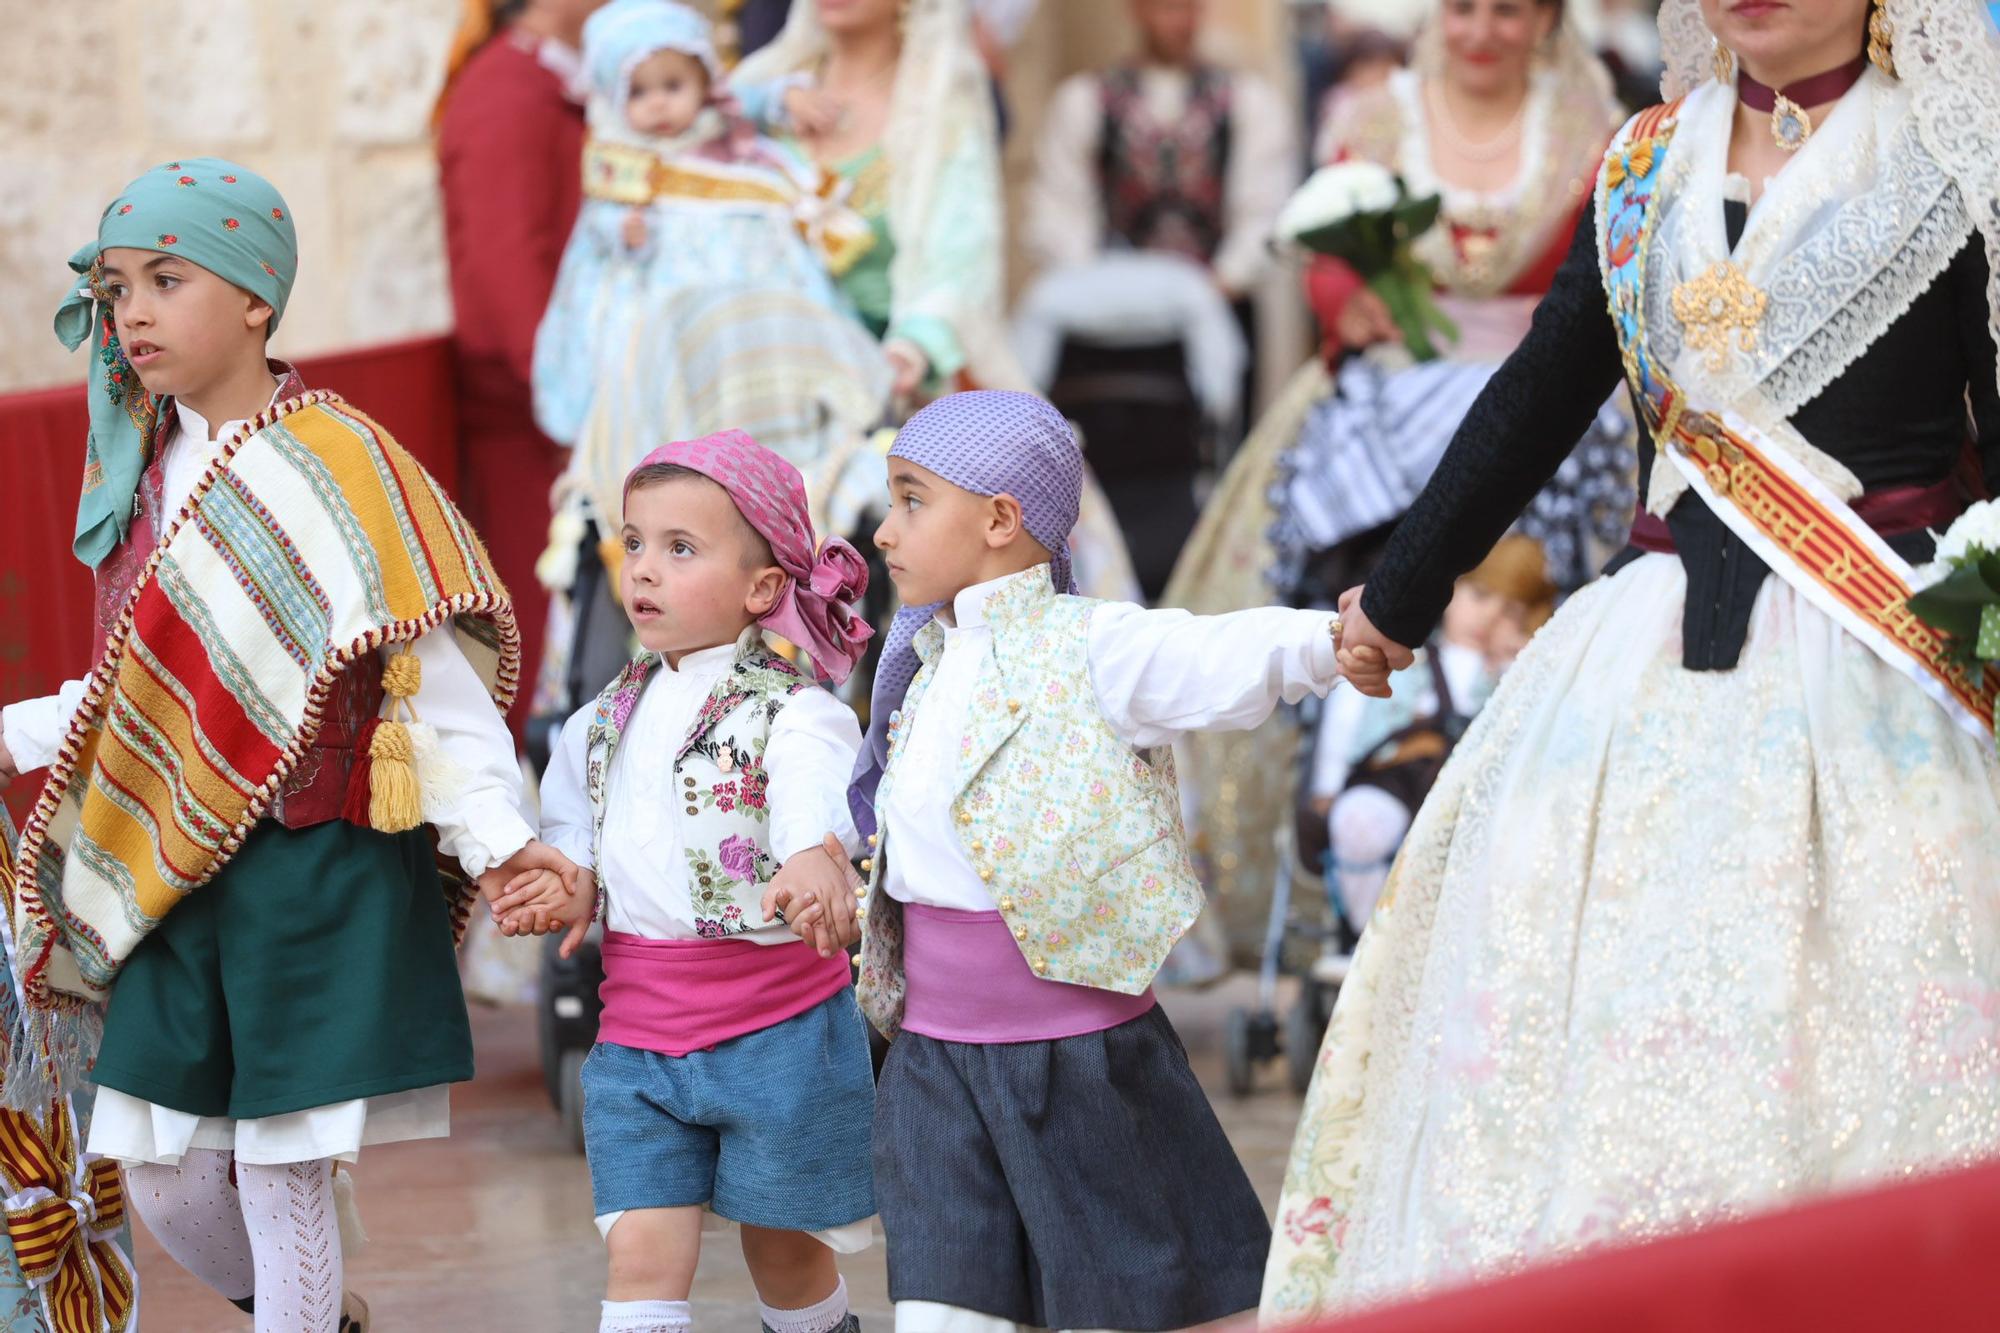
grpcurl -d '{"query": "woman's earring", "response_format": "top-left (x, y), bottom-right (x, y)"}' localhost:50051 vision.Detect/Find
top-left (1867, 2), bottom-right (1896, 77)
top-left (1711, 39), bottom-right (1734, 85)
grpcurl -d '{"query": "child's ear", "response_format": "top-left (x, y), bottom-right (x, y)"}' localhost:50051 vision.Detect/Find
top-left (986, 493), bottom-right (1027, 550)
top-left (745, 564), bottom-right (788, 618)
top-left (245, 295), bottom-right (275, 335)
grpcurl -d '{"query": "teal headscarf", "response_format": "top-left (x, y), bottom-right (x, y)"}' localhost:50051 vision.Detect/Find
top-left (53, 158), bottom-right (297, 568)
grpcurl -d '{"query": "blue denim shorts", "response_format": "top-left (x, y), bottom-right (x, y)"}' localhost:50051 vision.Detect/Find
top-left (581, 988), bottom-right (876, 1232)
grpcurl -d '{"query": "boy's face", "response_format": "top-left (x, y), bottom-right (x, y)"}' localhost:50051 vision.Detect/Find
top-left (98, 246), bottom-right (272, 401)
top-left (627, 49), bottom-right (709, 137)
top-left (620, 475), bottom-right (782, 659)
top-left (874, 460), bottom-right (1010, 609)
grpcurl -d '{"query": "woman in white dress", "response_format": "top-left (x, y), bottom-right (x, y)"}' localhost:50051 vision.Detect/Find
top-left (1268, 0), bottom-right (2000, 1317)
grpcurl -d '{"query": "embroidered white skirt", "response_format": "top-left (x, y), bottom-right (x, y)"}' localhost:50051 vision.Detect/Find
top-left (1263, 553), bottom-right (2000, 1320)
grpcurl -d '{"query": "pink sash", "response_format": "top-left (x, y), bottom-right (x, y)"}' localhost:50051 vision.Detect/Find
top-left (900, 904), bottom-right (1157, 1044)
top-left (598, 932), bottom-right (852, 1056)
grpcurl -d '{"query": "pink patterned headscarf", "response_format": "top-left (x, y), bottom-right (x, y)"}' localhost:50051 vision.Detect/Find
top-left (626, 430), bottom-right (871, 684)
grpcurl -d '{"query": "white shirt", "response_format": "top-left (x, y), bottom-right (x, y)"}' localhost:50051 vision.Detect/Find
top-left (881, 573), bottom-right (1343, 913)
top-left (540, 641), bottom-right (864, 943)
top-left (1026, 64), bottom-right (1298, 295)
top-left (1, 398), bottom-right (533, 877)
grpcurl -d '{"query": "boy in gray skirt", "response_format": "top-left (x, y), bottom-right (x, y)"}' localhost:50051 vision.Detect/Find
top-left (831, 391), bottom-right (1348, 1332)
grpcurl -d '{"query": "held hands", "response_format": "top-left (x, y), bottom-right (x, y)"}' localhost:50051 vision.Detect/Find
top-left (493, 866), bottom-right (597, 960)
top-left (762, 833), bottom-right (865, 959)
top-left (478, 841), bottom-right (594, 958)
top-left (1336, 586), bottom-right (1415, 699)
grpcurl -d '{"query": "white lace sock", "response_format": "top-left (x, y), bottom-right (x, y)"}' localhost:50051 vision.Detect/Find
top-left (762, 1275), bottom-right (853, 1333)
top-left (126, 1149), bottom-right (256, 1303)
top-left (237, 1159), bottom-right (343, 1333)
top-left (600, 1298), bottom-right (693, 1331)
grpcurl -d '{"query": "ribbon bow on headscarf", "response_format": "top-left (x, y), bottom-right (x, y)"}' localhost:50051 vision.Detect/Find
top-left (627, 430), bottom-right (873, 684)
top-left (54, 158), bottom-right (297, 569)
top-left (847, 390), bottom-right (1085, 831)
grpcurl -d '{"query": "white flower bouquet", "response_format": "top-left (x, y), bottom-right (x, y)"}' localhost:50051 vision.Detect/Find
top-left (1276, 161), bottom-right (1456, 362)
top-left (1909, 499), bottom-right (2000, 690)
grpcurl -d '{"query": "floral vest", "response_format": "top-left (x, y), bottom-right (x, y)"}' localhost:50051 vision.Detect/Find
top-left (583, 633), bottom-right (812, 939)
top-left (856, 571), bottom-right (1207, 1036)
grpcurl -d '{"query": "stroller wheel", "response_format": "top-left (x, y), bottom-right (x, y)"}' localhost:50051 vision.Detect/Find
top-left (1224, 1007), bottom-right (1258, 1097)
top-left (1286, 982), bottom-right (1330, 1095)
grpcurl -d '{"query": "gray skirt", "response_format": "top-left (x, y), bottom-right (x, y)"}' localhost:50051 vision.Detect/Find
top-left (873, 1004), bottom-right (1271, 1330)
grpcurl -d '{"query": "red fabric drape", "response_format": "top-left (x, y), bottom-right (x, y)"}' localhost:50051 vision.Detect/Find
top-left (2, 335), bottom-right (459, 822)
top-left (436, 26), bottom-right (588, 736)
top-left (1309, 1159), bottom-right (2000, 1333)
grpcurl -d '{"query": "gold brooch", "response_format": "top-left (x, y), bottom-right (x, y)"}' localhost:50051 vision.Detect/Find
top-left (1671, 261), bottom-right (1768, 371)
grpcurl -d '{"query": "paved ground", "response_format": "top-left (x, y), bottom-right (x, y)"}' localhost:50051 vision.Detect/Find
top-left (131, 976), bottom-right (1307, 1331)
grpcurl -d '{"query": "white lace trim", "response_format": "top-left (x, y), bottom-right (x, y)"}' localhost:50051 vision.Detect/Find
top-left (1655, 0), bottom-right (2000, 406)
top-left (1643, 77), bottom-right (1971, 423)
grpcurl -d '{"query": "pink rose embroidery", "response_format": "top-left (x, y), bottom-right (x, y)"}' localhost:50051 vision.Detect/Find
top-left (717, 835), bottom-right (759, 883)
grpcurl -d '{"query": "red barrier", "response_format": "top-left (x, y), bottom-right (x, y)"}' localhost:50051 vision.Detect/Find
top-left (1307, 1158), bottom-right (2000, 1332)
top-left (1, 335), bottom-right (459, 821)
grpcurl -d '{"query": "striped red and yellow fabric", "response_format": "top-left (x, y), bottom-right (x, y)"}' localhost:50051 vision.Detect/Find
top-left (0, 1099), bottom-right (134, 1333)
top-left (10, 391), bottom-right (517, 1067)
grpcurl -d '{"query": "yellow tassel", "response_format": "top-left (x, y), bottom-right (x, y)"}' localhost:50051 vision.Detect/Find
top-left (368, 719), bottom-right (423, 833)
top-left (382, 648), bottom-right (422, 701)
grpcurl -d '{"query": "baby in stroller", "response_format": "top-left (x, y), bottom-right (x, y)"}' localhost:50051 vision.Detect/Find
top-left (1306, 534), bottom-right (1558, 937)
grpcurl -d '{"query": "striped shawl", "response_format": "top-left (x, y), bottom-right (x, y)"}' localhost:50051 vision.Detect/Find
top-left (9, 391), bottom-right (517, 1092)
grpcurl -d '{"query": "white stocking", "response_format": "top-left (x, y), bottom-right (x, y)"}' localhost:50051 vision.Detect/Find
top-left (237, 1159), bottom-right (343, 1333)
top-left (126, 1150), bottom-right (256, 1303)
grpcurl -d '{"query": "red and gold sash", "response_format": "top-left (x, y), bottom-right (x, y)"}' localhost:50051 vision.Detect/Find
top-left (1598, 102), bottom-right (2000, 737)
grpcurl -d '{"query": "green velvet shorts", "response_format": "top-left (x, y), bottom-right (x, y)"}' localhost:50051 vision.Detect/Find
top-left (92, 820), bottom-right (474, 1119)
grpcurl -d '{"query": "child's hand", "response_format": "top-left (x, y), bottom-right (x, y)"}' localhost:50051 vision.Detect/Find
top-left (500, 868), bottom-right (598, 961)
top-left (784, 85), bottom-right (843, 137)
top-left (621, 208), bottom-right (650, 252)
top-left (761, 833), bottom-right (865, 959)
top-left (492, 867), bottom-right (569, 934)
top-left (478, 840), bottom-right (580, 905)
top-left (1335, 587), bottom-right (1412, 700)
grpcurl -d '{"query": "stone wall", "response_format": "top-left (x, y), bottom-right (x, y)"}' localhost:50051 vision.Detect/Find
top-left (0, 0), bottom-right (1306, 397)
top-left (0, 0), bottom-right (461, 392)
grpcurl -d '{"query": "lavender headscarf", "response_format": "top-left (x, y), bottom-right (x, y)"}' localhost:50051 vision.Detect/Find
top-left (849, 391), bottom-right (1084, 832)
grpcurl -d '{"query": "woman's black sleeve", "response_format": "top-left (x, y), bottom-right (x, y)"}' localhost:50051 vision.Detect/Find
top-left (1360, 209), bottom-right (1631, 646)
